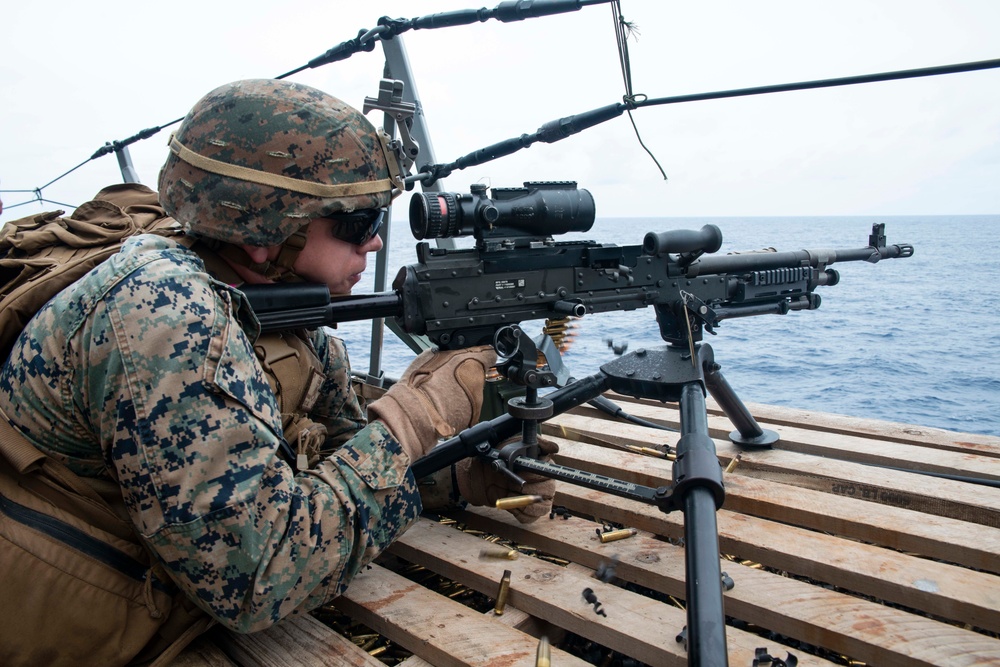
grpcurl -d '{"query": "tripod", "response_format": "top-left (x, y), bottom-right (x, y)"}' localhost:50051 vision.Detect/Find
top-left (413, 319), bottom-right (780, 666)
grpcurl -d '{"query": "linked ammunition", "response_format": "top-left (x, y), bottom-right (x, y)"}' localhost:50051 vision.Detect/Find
top-left (582, 587), bottom-right (607, 617)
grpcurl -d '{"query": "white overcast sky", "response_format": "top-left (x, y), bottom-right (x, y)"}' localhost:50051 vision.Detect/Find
top-left (2, 0), bottom-right (998, 221)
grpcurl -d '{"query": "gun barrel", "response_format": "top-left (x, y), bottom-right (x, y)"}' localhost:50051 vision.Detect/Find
top-left (686, 243), bottom-right (909, 276)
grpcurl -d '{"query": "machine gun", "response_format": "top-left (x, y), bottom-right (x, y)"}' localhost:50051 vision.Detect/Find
top-left (243, 181), bottom-right (913, 665)
top-left (245, 180), bottom-right (913, 361)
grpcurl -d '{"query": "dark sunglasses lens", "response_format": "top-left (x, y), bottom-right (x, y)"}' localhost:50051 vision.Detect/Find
top-left (330, 209), bottom-right (385, 245)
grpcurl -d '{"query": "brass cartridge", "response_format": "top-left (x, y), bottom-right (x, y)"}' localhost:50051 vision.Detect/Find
top-left (494, 569), bottom-right (512, 615)
top-left (598, 528), bottom-right (638, 543)
top-left (495, 495), bottom-right (544, 510)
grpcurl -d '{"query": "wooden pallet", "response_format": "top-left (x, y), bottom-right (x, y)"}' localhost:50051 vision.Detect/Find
top-left (172, 394), bottom-right (1000, 666)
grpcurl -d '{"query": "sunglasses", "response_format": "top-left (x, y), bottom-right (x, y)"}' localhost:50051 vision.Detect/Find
top-left (328, 208), bottom-right (386, 246)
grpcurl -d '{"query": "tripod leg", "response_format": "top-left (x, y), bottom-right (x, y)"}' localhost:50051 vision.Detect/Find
top-left (703, 360), bottom-right (779, 448)
top-left (677, 382), bottom-right (729, 665)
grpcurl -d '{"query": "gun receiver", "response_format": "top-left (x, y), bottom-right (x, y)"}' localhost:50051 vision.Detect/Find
top-left (392, 220), bottom-right (913, 350)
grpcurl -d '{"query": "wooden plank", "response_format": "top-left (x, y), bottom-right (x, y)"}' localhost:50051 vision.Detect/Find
top-left (457, 505), bottom-right (1000, 667)
top-left (387, 518), bottom-right (841, 666)
top-left (554, 482), bottom-right (1000, 636)
top-left (721, 399), bottom-right (1000, 455)
top-left (547, 412), bottom-right (1000, 527)
top-left (168, 633), bottom-right (237, 667)
top-left (731, 458), bottom-right (1000, 527)
top-left (606, 391), bottom-right (1000, 456)
top-left (548, 436), bottom-right (1000, 573)
top-left (211, 614), bottom-right (384, 667)
top-left (397, 607), bottom-right (542, 667)
top-left (566, 399), bottom-right (1000, 482)
top-left (335, 561), bottom-right (591, 667)
top-left (725, 472), bottom-right (1000, 573)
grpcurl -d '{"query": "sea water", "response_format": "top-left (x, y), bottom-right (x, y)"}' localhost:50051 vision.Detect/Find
top-left (336, 215), bottom-right (1000, 438)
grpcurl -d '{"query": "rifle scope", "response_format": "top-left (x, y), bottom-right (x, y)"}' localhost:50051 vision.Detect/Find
top-left (409, 181), bottom-right (595, 242)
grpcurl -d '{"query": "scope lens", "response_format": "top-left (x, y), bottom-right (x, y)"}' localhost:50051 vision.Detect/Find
top-left (409, 192), bottom-right (462, 240)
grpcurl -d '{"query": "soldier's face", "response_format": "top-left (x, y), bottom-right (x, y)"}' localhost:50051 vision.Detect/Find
top-left (293, 218), bottom-right (383, 295)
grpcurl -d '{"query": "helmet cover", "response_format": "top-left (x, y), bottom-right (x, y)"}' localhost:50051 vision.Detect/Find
top-left (158, 79), bottom-right (396, 246)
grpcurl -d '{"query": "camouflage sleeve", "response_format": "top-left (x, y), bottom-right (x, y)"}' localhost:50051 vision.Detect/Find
top-left (4, 238), bottom-right (421, 633)
top-left (306, 328), bottom-right (367, 448)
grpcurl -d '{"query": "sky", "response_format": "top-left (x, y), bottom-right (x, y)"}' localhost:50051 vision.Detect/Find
top-left (2, 0), bottom-right (999, 222)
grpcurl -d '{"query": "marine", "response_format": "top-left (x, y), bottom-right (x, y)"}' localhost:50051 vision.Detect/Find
top-left (0, 78), bottom-right (555, 666)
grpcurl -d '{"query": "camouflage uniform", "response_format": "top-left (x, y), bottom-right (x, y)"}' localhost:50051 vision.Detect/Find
top-left (0, 230), bottom-right (421, 632)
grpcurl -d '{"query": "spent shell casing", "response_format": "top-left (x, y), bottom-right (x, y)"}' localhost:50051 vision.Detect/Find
top-left (625, 444), bottom-right (668, 458)
top-left (536, 636), bottom-right (551, 667)
top-left (479, 547), bottom-right (521, 560)
top-left (599, 527), bottom-right (638, 543)
top-left (480, 547), bottom-right (519, 560)
top-left (495, 494), bottom-right (544, 510)
top-left (494, 569), bottom-right (512, 615)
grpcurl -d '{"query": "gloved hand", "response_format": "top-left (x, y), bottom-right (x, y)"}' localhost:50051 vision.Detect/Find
top-left (368, 345), bottom-right (496, 463)
top-left (455, 436), bottom-right (559, 524)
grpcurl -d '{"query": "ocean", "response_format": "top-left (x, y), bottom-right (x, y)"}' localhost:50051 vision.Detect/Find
top-left (335, 214), bottom-right (1000, 438)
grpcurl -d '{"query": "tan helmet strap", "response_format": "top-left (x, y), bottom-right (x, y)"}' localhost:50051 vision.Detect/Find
top-left (376, 129), bottom-right (407, 196)
top-left (168, 135), bottom-right (395, 198)
top-left (266, 227), bottom-right (309, 281)
top-left (193, 224), bottom-right (310, 283)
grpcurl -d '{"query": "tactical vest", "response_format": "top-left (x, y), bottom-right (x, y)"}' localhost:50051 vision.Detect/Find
top-left (188, 240), bottom-right (331, 470)
top-left (0, 186), bottom-right (332, 666)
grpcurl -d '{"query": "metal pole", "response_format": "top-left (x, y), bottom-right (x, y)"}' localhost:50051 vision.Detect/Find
top-left (114, 145), bottom-right (141, 184)
top-left (372, 36), bottom-right (447, 363)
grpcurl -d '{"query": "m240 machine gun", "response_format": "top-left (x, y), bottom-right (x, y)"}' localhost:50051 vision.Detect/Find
top-left (243, 181), bottom-right (914, 665)
top-left (245, 179), bottom-right (913, 371)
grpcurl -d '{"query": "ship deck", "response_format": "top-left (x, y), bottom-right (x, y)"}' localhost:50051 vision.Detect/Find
top-left (171, 393), bottom-right (1000, 667)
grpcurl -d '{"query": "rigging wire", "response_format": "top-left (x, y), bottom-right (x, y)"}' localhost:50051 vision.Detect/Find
top-left (611, 0), bottom-right (667, 180)
top-left (1, 1), bottom-right (613, 213)
top-left (406, 56), bottom-right (1000, 186)
top-left (2, 0), bottom-right (998, 211)
top-left (3, 196), bottom-right (77, 211)
top-left (1, 156), bottom-right (95, 212)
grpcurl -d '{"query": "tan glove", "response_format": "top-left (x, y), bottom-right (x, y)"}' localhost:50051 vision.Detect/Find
top-left (368, 345), bottom-right (496, 463)
top-left (455, 436), bottom-right (558, 524)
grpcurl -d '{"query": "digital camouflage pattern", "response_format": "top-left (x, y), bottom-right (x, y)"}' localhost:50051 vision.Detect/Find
top-left (158, 79), bottom-right (394, 247)
top-left (0, 232), bottom-right (421, 632)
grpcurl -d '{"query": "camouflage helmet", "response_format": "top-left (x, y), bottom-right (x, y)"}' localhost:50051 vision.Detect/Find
top-left (158, 79), bottom-right (401, 247)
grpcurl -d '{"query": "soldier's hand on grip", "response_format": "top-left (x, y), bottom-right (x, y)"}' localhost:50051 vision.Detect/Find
top-left (369, 345), bottom-right (496, 463)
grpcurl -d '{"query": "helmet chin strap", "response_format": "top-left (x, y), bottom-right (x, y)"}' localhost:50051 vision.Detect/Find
top-left (262, 226), bottom-right (309, 282)
top-left (214, 224), bottom-right (310, 283)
